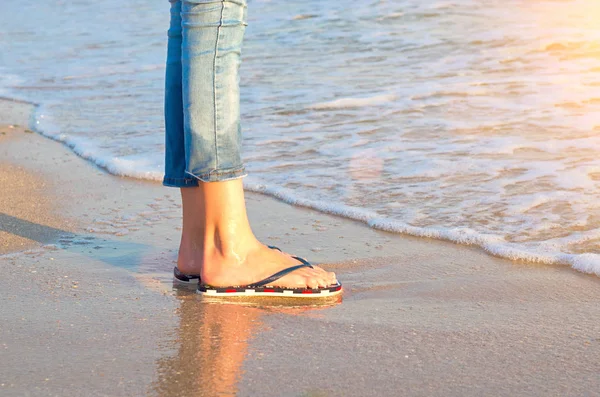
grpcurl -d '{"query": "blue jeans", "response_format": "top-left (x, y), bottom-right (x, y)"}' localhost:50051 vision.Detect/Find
top-left (163, 0), bottom-right (248, 187)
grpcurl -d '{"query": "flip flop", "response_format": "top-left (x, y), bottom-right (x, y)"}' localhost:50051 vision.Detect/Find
top-left (173, 267), bottom-right (201, 285)
top-left (197, 254), bottom-right (342, 298)
top-left (173, 245), bottom-right (286, 285)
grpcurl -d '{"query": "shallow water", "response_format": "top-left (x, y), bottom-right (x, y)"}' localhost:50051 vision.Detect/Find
top-left (1, 0), bottom-right (600, 274)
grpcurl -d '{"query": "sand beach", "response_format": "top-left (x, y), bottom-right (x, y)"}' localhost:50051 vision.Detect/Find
top-left (1, 98), bottom-right (600, 396)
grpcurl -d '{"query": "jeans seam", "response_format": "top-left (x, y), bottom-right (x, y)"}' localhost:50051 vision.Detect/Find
top-left (213, 1), bottom-right (225, 170)
top-left (185, 166), bottom-right (246, 182)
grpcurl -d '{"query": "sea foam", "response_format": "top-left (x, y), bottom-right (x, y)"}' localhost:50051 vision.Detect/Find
top-left (33, 105), bottom-right (164, 181)
top-left (308, 94), bottom-right (397, 110)
top-left (244, 177), bottom-right (600, 276)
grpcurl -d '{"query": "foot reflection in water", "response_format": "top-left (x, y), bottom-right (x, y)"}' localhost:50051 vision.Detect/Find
top-left (150, 287), bottom-right (342, 397)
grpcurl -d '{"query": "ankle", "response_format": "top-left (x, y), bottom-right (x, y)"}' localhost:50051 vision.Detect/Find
top-left (177, 227), bottom-right (260, 272)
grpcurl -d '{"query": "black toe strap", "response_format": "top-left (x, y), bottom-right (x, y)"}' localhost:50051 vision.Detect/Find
top-left (268, 245), bottom-right (312, 268)
top-left (246, 247), bottom-right (315, 288)
top-left (291, 255), bottom-right (312, 267)
top-left (249, 263), bottom-right (312, 287)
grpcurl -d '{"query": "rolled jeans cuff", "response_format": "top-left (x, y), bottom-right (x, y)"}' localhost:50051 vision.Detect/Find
top-left (185, 166), bottom-right (247, 183)
top-left (162, 176), bottom-right (199, 188)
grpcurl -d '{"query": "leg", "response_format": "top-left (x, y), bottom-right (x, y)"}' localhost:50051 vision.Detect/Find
top-left (163, 0), bottom-right (198, 188)
top-left (166, 0), bottom-right (337, 288)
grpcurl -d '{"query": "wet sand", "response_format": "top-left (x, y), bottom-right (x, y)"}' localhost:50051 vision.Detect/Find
top-left (1, 98), bottom-right (599, 396)
top-left (0, 100), bottom-right (77, 254)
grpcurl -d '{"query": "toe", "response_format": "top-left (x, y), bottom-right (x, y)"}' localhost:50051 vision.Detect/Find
top-left (307, 276), bottom-right (321, 289)
top-left (328, 271), bottom-right (338, 285)
top-left (314, 266), bottom-right (337, 284)
top-left (314, 276), bottom-right (327, 288)
top-left (306, 268), bottom-right (329, 289)
top-left (307, 267), bottom-right (336, 286)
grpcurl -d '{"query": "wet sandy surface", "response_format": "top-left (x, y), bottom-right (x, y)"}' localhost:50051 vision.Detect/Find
top-left (0, 101), bottom-right (78, 254)
top-left (1, 99), bottom-right (599, 396)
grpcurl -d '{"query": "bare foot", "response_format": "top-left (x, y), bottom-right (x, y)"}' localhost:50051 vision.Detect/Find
top-left (178, 238), bottom-right (337, 289)
top-left (175, 179), bottom-right (338, 289)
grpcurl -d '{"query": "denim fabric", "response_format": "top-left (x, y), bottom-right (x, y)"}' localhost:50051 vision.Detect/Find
top-left (163, 0), bottom-right (248, 187)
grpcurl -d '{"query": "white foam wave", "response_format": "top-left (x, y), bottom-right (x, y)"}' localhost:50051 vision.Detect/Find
top-left (308, 94), bottom-right (397, 110)
top-left (243, 177), bottom-right (600, 277)
top-left (33, 105), bottom-right (163, 181)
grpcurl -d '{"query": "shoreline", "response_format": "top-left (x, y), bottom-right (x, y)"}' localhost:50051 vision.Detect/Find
top-left (4, 95), bottom-right (597, 277)
top-left (1, 98), bottom-right (600, 396)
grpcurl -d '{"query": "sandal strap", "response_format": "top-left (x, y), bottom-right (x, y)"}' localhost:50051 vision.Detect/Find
top-left (291, 255), bottom-right (311, 267)
top-left (248, 261), bottom-right (314, 287)
top-left (174, 267), bottom-right (200, 281)
top-left (268, 245), bottom-right (314, 269)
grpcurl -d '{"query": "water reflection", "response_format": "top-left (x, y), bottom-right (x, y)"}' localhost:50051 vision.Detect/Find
top-left (150, 287), bottom-right (341, 397)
